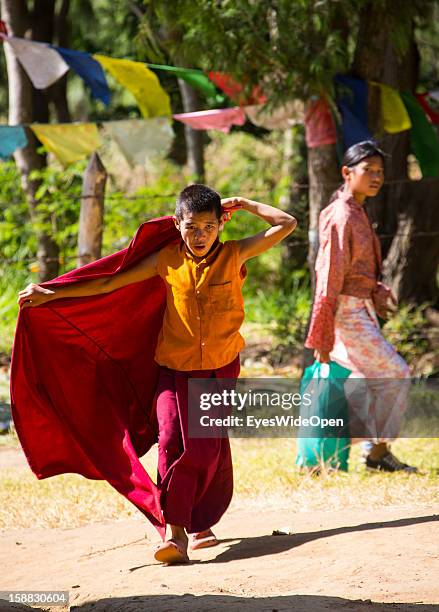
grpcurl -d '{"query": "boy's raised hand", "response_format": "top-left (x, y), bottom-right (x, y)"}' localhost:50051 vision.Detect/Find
top-left (221, 197), bottom-right (243, 222)
top-left (224, 196), bottom-right (296, 263)
top-left (18, 283), bottom-right (55, 308)
top-left (221, 197), bottom-right (242, 210)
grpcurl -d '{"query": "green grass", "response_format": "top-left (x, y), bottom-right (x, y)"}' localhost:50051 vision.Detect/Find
top-left (0, 437), bottom-right (437, 530)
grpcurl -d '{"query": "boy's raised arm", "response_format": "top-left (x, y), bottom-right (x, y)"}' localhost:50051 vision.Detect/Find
top-left (221, 197), bottom-right (297, 263)
top-left (18, 251), bottom-right (159, 309)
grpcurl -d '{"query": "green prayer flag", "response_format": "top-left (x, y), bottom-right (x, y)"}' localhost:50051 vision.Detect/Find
top-left (400, 91), bottom-right (439, 177)
top-left (147, 63), bottom-right (222, 100)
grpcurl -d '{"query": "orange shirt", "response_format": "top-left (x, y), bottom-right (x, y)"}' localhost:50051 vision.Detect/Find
top-left (155, 240), bottom-right (245, 371)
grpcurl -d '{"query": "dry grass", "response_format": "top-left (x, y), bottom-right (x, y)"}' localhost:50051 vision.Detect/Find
top-left (0, 436), bottom-right (437, 530)
top-left (1, 353), bottom-right (438, 531)
top-left (229, 437), bottom-right (439, 513)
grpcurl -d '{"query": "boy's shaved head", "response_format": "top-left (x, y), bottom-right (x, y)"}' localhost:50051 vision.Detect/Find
top-left (176, 184), bottom-right (222, 221)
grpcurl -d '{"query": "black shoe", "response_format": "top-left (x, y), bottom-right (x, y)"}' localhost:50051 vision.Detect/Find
top-left (365, 451), bottom-right (418, 473)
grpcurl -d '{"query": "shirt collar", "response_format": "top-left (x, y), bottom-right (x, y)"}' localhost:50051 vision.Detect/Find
top-left (338, 188), bottom-right (364, 208)
top-left (181, 239), bottom-right (222, 266)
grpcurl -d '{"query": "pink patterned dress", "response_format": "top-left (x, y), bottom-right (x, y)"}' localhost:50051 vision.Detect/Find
top-left (305, 190), bottom-right (410, 440)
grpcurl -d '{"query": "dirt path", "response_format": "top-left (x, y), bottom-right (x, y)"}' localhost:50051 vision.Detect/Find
top-left (1, 501), bottom-right (438, 611)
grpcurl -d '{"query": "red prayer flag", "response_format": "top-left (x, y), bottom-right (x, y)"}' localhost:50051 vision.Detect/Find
top-left (416, 93), bottom-right (439, 125)
top-left (305, 97), bottom-right (337, 148)
top-left (208, 71), bottom-right (267, 105)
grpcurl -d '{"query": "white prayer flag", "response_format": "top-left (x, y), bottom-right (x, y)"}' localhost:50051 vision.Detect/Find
top-left (100, 118), bottom-right (174, 167)
top-left (4, 36), bottom-right (69, 89)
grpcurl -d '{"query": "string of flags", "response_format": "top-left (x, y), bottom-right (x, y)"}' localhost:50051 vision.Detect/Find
top-left (1, 30), bottom-right (439, 176)
top-left (0, 118), bottom-right (175, 167)
top-left (304, 77), bottom-right (439, 177)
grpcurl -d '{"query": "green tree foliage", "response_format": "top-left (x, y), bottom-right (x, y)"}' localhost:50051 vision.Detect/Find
top-left (140, 0), bottom-right (434, 105)
top-left (0, 0), bottom-right (149, 121)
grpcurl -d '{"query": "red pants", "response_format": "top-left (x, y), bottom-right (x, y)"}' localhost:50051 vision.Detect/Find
top-left (155, 356), bottom-right (240, 533)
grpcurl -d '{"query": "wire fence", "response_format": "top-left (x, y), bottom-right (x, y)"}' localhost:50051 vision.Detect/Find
top-left (2, 172), bottom-right (439, 195)
top-left (2, 175), bottom-right (439, 263)
top-left (2, 230), bottom-right (439, 264)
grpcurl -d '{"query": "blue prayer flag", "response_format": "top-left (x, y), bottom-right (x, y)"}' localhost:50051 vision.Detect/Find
top-left (0, 125), bottom-right (28, 159)
top-left (53, 46), bottom-right (111, 106)
top-left (335, 75), bottom-right (372, 149)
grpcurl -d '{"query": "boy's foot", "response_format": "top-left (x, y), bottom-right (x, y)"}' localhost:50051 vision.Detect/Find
top-left (154, 538), bottom-right (189, 565)
top-left (365, 450), bottom-right (418, 473)
top-left (189, 529), bottom-right (219, 550)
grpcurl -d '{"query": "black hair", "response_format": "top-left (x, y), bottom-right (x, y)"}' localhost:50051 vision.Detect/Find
top-left (175, 184), bottom-right (222, 221)
top-left (328, 140), bottom-right (387, 203)
top-left (342, 140), bottom-right (387, 168)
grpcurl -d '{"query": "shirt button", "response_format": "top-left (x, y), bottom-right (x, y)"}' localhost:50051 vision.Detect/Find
top-left (196, 316), bottom-right (200, 320)
top-left (196, 290), bottom-right (200, 294)
top-left (201, 342), bottom-right (205, 346)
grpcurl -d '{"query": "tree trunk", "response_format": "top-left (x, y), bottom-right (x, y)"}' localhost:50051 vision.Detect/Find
top-left (47, 0), bottom-right (71, 123)
top-left (280, 127), bottom-right (308, 272)
top-left (77, 153), bottom-right (107, 267)
top-left (382, 180), bottom-right (439, 304)
top-left (353, 3), bottom-right (439, 305)
top-left (178, 79), bottom-right (205, 181)
top-left (303, 143), bottom-right (340, 368)
top-left (1, 0), bottom-right (60, 281)
top-left (306, 144), bottom-right (340, 289)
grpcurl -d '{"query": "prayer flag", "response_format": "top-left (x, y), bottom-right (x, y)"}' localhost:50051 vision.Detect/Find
top-left (93, 55), bottom-right (171, 118)
top-left (147, 64), bottom-right (220, 99)
top-left (400, 91), bottom-right (439, 177)
top-left (173, 107), bottom-right (246, 133)
top-left (100, 118), bottom-right (174, 167)
top-left (0, 125), bottom-right (28, 159)
top-left (371, 82), bottom-right (411, 133)
top-left (415, 93), bottom-right (439, 125)
top-left (305, 98), bottom-right (337, 148)
top-left (31, 123), bottom-right (100, 165)
top-left (335, 75), bottom-right (372, 148)
top-left (338, 102), bottom-right (371, 148)
top-left (54, 46), bottom-right (111, 106)
top-left (245, 101), bottom-right (305, 130)
top-left (3, 36), bottom-right (69, 89)
top-left (208, 72), bottom-right (267, 105)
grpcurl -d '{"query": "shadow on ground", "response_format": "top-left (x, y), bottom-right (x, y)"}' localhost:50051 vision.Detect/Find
top-left (1, 594), bottom-right (436, 612)
top-left (70, 594), bottom-right (437, 611)
top-left (126, 514), bottom-right (438, 573)
top-left (211, 514), bottom-right (439, 564)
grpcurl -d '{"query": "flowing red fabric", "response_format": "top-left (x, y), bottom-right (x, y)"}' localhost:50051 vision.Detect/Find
top-left (10, 216), bottom-right (180, 538)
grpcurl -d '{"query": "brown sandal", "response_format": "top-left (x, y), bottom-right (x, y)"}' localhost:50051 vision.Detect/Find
top-left (189, 529), bottom-right (219, 551)
top-left (154, 538), bottom-right (189, 565)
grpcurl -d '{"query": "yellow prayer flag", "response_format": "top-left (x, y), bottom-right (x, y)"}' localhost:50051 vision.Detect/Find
top-left (93, 55), bottom-right (171, 118)
top-left (372, 82), bottom-right (412, 134)
top-left (31, 123), bottom-right (100, 165)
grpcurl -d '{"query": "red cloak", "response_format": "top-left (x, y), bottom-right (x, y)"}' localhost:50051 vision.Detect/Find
top-left (10, 216), bottom-right (181, 538)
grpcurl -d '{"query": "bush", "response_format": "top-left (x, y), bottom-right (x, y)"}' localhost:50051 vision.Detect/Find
top-left (383, 303), bottom-right (430, 365)
top-left (0, 266), bottom-right (31, 355)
